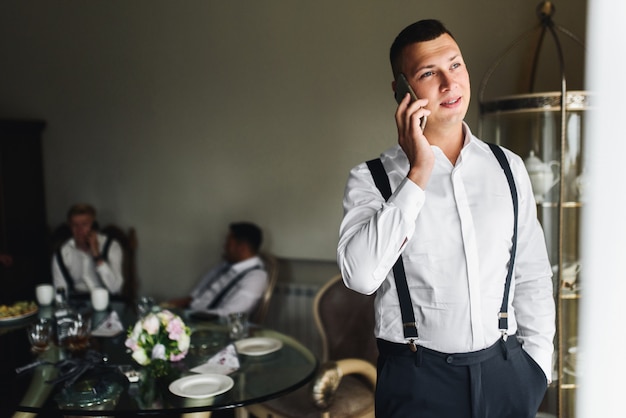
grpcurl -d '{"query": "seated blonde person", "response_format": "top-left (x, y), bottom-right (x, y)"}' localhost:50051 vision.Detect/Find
top-left (52, 204), bottom-right (124, 296)
top-left (168, 222), bottom-right (268, 318)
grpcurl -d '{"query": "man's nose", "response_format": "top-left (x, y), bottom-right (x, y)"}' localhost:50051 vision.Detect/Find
top-left (440, 73), bottom-right (454, 91)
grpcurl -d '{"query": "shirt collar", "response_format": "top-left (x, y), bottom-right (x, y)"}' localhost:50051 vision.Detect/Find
top-left (461, 121), bottom-right (491, 154)
top-left (386, 121), bottom-right (490, 166)
top-left (229, 255), bottom-right (263, 273)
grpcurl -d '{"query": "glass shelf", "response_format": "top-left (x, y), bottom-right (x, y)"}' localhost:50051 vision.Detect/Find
top-left (480, 91), bottom-right (589, 418)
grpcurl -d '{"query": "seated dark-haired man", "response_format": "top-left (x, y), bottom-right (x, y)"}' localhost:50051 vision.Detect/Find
top-left (167, 222), bottom-right (268, 318)
top-left (52, 203), bottom-right (124, 296)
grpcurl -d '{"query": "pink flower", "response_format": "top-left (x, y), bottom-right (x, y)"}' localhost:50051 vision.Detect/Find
top-left (127, 309), bottom-right (191, 366)
top-left (166, 317), bottom-right (185, 340)
top-left (169, 350), bottom-right (187, 362)
top-left (125, 338), bottom-right (139, 351)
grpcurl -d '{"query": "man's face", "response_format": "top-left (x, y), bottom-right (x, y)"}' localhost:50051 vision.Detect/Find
top-left (222, 232), bottom-right (240, 263)
top-left (396, 34), bottom-right (470, 129)
top-left (69, 214), bottom-right (94, 244)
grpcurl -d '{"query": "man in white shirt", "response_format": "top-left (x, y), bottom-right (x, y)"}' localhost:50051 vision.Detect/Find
top-left (52, 203), bottom-right (124, 295)
top-left (168, 222), bottom-right (268, 318)
top-left (337, 20), bottom-right (555, 417)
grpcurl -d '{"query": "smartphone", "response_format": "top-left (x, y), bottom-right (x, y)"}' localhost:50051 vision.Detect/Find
top-left (394, 73), bottom-right (427, 130)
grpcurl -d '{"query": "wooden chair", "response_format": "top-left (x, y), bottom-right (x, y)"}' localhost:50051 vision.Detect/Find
top-left (244, 274), bottom-right (377, 418)
top-left (250, 252), bottom-right (279, 325)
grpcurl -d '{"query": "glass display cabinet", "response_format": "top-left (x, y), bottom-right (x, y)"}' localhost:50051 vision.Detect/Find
top-left (478, 2), bottom-right (588, 417)
top-left (480, 91), bottom-right (590, 418)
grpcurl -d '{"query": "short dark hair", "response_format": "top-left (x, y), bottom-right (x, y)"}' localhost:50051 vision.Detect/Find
top-left (389, 19), bottom-right (455, 79)
top-left (66, 203), bottom-right (96, 222)
top-left (229, 222), bottom-right (263, 253)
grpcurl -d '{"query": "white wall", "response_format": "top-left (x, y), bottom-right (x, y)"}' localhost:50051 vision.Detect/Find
top-left (579, 0), bottom-right (626, 415)
top-left (0, 0), bottom-right (587, 300)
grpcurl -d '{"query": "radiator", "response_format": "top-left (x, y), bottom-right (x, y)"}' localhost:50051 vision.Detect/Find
top-left (265, 282), bottom-right (322, 359)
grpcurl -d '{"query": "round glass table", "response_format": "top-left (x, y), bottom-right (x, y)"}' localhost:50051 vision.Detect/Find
top-left (6, 303), bottom-right (318, 416)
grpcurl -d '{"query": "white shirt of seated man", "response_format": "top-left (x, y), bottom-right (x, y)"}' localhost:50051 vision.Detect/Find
top-left (52, 209), bottom-right (124, 295)
top-left (189, 228), bottom-right (268, 317)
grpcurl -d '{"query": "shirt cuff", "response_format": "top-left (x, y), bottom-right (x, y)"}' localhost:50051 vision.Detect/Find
top-left (388, 177), bottom-right (425, 221)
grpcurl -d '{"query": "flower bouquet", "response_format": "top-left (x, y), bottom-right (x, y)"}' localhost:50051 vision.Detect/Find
top-left (125, 310), bottom-right (191, 367)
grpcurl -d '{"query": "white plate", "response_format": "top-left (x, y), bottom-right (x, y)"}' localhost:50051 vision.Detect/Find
top-left (235, 337), bottom-right (283, 356)
top-left (169, 374), bottom-right (234, 399)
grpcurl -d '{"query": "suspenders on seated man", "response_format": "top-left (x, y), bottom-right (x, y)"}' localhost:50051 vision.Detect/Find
top-left (337, 19), bottom-right (555, 418)
top-left (165, 222), bottom-right (268, 319)
top-left (52, 203), bottom-right (124, 297)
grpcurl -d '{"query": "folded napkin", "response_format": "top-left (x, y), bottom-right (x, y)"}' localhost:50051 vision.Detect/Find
top-left (91, 311), bottom-right (124, 337)
top-left (190, 343), bottom-right (240, 375)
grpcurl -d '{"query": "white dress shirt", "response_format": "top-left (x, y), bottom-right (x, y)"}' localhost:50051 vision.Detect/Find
top-left (337, 123), bottom-right (555, 380)
top-left (189, 256), bottom-right (268, 317)
top-left (52, 233), bottom-right (124, 294)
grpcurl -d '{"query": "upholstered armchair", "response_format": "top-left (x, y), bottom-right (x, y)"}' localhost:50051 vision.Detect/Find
top-left (244, 274), bottom-right (377, 418)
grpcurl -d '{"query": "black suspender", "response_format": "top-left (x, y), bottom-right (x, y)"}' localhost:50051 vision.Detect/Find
top-left (487, 143), bottom-right (519, 336)
top-left (101, 235), bottom-right (113, 260)
top-left (56, 248), bottom-right (75, 293)
top-left (207, 265), bottom-right (262, 310)
top-left (366, 159), bottom-right (419, 344)
top-left (367, 159), bottom-right (393, 201)
top-left (366, 143), bottom-right (518, 345)
top-left (56, 234), bottom-right (114, 294)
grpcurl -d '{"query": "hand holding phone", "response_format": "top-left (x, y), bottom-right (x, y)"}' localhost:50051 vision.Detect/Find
top-left (394, 73), bottom-right (427, 131)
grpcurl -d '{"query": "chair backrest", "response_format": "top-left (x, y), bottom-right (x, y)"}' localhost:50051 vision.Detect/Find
top-left (49, 223), bottom-right (71, 255)
top-left (100, 224), bottom-right (138, 305)
top-left (250, 252), bottom-right (279, 325)
top-left (314, 274), bottom-right (378, 364)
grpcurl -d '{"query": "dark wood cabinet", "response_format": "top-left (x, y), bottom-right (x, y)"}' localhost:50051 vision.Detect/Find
top-left (0, 119), bottom-right (48, 303)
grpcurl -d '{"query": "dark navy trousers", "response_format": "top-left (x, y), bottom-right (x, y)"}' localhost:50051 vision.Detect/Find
top-left (375, 336), bottom-right (548, 418)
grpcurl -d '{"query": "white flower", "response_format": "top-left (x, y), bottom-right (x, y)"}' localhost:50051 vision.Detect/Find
top-left (132, 321), bottom-right (142, 337)
top-left (127, 309), bottom-right (191, 366)
top-left (178, 332), bottom-right (191, 352)
top-left (132, 348), bottom-right (149, 366)
top-left (142, 314), bottom-right (160, 335)
top-left (151, 343), bottom-right (167, 360)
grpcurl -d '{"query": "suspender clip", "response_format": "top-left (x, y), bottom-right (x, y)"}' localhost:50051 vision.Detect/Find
top-left (498, 312), bottom-right (509, 341)
top-left (403, 322), bottom-right (418, 352)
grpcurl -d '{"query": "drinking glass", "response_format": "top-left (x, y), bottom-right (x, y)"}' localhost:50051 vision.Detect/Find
top-left (64, 313), bottom-right (92, 352)
top-left (28, 318), bottom-right (52, 353)
top-left (228, 312), bottom-right (249, 340)
top-left (137, 296), bottom-right (156, 317)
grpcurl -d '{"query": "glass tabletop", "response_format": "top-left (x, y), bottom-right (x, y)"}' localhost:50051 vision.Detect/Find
top-left (9, 302), bottom-right (318, 416)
